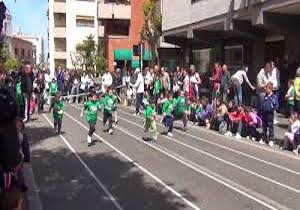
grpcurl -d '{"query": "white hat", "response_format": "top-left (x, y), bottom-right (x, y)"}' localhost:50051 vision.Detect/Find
top-left (135, 68), bottom-right (140, 72)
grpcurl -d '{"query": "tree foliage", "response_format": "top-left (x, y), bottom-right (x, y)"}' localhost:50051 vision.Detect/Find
top-left (4, 58), bottom-right (20, 71)
top-left (71, 35), bottom-right (107, 74)
top-left (141, 0), bottom-right (162, 64)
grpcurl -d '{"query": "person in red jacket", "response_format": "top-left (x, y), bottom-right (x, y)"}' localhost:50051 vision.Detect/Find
top-left (225, 104), bottom-right (246, 140)
top-left (210, 63), bottom-right (222, 105)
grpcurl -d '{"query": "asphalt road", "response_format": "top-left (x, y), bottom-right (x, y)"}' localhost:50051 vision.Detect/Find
top-left (26, 103), bottom-right (300, 210)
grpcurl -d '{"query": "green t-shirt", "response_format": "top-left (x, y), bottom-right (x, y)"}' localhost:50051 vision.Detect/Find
top-left (50, 82), bottom-right (58, 95)
top-left (154, 79), bottom-right (160, 95)
top-left (102, 94), bottom-right (117, 114)
top-left (162, 99), bottom-right (173, 116)
top-left (173, 96), bottom-right (186, 115)
top-left (16, 82), bottom-right (23, 106)
top-left (144, 104), bottom-right (155, 119)
top-left (188, 104), bottom-right (202, 113)
top-left (51, 100), bottom-right (64, 120)
top-left (85, 100), bottom-right (101, 123)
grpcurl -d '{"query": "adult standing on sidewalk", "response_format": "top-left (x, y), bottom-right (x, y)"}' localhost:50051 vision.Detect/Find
top-left (270, 61), bottom-right (280, 124)
top-left (231, 66), bottom-right (256, 106)
top-left (21, 63), bottom-right (33, 122)
top-left (294, 67), bottom-right (300, 113)
top-left (161, 67), bottom-right (171, 95)
top-left (257, 62), bottom-right (271, 106)
top-left (211, 63), bottom-right (222, 105)
top-left (131, 68), bottom-right (144, 115)
top-left (102, 69), bottom-right (113, 93)
top-left (189, 64), bottom-right (202, 100)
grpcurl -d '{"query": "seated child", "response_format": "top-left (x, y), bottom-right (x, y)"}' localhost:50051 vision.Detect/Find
top-left (281, 112), bottom-right (300, 154)
top-left (187, 98), bottom-right (202, 125)
top-left (225, 104), bottom-right (245, 140)
top-left (247, 108), bottom-right (262, 141)
top-left (211, 98), bottom-right (228, 131)
top-left (197, 96), bottom-right (213, 128)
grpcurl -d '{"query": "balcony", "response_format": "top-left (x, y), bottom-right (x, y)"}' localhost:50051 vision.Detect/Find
top-left (98, 2), bottom-right (131, 20)
top-left (54, 51), bottom-right (67, 59)
top-left (54, 27), bottom-right (66, 38)
top-left (53, 1), bottom-right (66, 13)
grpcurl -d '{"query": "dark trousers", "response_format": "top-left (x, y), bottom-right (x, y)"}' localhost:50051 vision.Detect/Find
top-left (175, 112), bottom-right (187, 127)
top-left (88, 122), bottom-right (96, 137)
top-left (163, 115), bottom-right (173, 133)
top-left (248, 125), bottom-right (259, 139)
top-left (136, 92), bottom-right (144, 114)
top-left (103, 112), bottom-right (113, 130)
top-left (262, 112), bottom-right (274, 142)
top-left (54, 118), bottom-right (62, 133)
top-left (21, 134), bottom-right (30, 162)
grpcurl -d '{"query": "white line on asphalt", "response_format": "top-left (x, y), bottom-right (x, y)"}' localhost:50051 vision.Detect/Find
top-left (68, 105), bottom-right (287, 210)
top-left (43, 114), bottom-right (123, 210)
top-left (62, 112), bottom-right (202, 210)
top-left (118, 114), bottom-right (300, 195)
top-left (121, 105), bottom-right (300, 161)
top-left (118, 107), bottom-right (300, 176)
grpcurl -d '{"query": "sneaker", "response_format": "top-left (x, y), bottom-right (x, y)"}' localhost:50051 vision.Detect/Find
top-left (235, 133), bottom-right (242, 140)
top-left (259, 139), bottom-right (265, 145)
top-left (115, 119), bottom-right (118, 124)
top-left (268, 141), bottom-right (274, 147)
top-left (87, 136), bottom-right (92, 145)
top-left (167, 132), bottom-right (173, 137)
top-left (224, 131), bottom-right (232, 137)
top-left (134, 112), bottom-right (140, 116)
top-left (205, 123), bottom-right (210, 129)
top-left (293, 149), bottom-right (299, 155)
top-left (251, 137), bottom-right (256, 141)
top-left (246, 136), bottom-right (250, 140)
top-left (23, 117), bottom-right (28, 123)
top-left (183, 126), bottom-right (187, 132)
top-left (274, 119), bottom-right (279, 125)
top-left (108, 129), bottom-right (113, 135)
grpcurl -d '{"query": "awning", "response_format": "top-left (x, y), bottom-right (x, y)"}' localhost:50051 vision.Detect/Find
top-left (131, 60), bottom-right (140, 69)
top-left (143, 50), bottom-right (152, 61)
top-left (114, 49), bottom-right (132, 61)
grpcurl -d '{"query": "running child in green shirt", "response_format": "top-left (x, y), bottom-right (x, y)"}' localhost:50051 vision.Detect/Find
top-left (144, 97), bottom-right (158, 142)
top-left (101, 87), bottom-right (117, 135)
top-left (49, 78), bottom-right (58, 105)
top-left (49, 91), bottom-right (64, 134)
top-left (173, 90), bottom-right (188, 131)
top-left (16, 78), bottom-right (23, 117)
top-left (162, 93), bottom-right (174, 137)
top-left (81, 90), bottom-right (102, 146)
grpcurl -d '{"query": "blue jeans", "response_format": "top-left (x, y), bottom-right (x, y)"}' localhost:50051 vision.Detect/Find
top-left (262, 112), bottom-right (274, 142)
top-left (163, 115), bottom-right (173, 133)
top-left (233, 80), bottom-right (242, 105)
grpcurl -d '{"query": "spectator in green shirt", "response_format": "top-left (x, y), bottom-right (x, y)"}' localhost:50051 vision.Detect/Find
top-left (49, 91), bottom-right (64, 134)
top-left (81, 90), bottom-right (102, 146)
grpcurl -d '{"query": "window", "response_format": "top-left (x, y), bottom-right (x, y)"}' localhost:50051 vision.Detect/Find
top-left (106, 20), bottom-right (129, 36)
top-left (193, 49), bottom-right (212, 74)
top-left (15, 48), bottom-right (18, 56)
top-left (21, 49), bottom-right (25, 58)
top-left (224, 45), bottom-right (243, 72)
top-left (76, 17), bottom-right (94, 27)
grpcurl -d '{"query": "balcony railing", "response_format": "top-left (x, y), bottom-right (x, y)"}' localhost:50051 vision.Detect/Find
top-left (54, 51), bottom-right (67, 59)
top-left (98, 1), bottom-right (131, 19)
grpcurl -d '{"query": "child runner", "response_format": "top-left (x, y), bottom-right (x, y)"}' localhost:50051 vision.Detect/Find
top-left (259, 82), bottom-right (279, 146)
top-left (49, 78), bottom-right (58, 105)
top-left (81, 90), bottom-right (102, 146)
top-left (285, 79), bottom-right (295, 116)
top-left (144, 97), bottom-right (158, 142)
top-left (15, 78), bottom-right (23, 117)
top-left (112, 89), bottom-right (119, 124)
top-left (162, 93), bottom-right (174, 137)
top-left (173, 90), bottom-right (188, 131)
top-left (49, 91), bottom-right (64, 134)
top-left (102, 88), bottom-right (117, 134)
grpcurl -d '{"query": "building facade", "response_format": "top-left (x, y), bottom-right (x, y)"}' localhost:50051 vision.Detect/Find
top-left (162, 0), bottom-right (300, 80)
top-left (48, 0), bottom-right (154, 74)
top-left (8, 36), bottom-right (33, 62)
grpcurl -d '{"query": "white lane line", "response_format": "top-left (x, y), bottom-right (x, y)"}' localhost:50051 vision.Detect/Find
top-left (121, 105), bottom-right (300, 161)
top-left (62, 112), bottom-right (201, 210)
top-left (118, 114), bottom-right (300, 195)
top-left (118, 107), bottom-right (300, 176)
top-left (43, 114), bottom-right (123, 210)
top-left (68, 105), bottom-right (286, 210)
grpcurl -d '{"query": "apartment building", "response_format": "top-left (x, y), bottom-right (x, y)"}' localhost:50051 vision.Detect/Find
top-left (162, 0), bottom-right (300, 79)
top-left (48, 0), bottom-right (155, 74)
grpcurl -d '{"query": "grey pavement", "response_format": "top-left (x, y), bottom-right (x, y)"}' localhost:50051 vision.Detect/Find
top-left (24, 103), bottom-right (300, 210)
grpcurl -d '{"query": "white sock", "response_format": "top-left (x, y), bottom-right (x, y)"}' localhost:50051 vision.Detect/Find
top-left (87, 136), bottom-right (92, 144)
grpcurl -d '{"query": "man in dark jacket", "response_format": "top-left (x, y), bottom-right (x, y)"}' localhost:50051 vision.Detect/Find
top-left (21, 63), bottom-right (33, 122)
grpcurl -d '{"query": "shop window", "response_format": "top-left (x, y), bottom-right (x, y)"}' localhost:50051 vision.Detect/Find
top-left (193, 49), bottom-right (212, 74)
top-left (224, 45), bottom-right (243, 72)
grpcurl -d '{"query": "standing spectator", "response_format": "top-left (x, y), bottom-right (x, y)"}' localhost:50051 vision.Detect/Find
top-left (56, 65), bottom-right (65, 93)
top-left (70, 72), bottom-right (80, 103)
top-left (189, 64), bottom-right (202, 100)
top-left (285, 79), bottom-right (295, 116)
top-left (294, 67), bottom-right (300, 113)
top-left (257, 62), bottom-right (271, 107)
top-left (130, 68), bottom-right (144, 115)
top-left (101, 69), bottom-right (113, 93)
top-left (259, 82), bottom-right (279, 147)
top-left (113, 68), bottom-right (122, 99)
top-left (270, 61), bottom-right (280, 124)
top-left (21, 63), bottom-right (33, 122)
top-left (44, 69), bottom-right (52, 105)
top-left (231, 66), bottom-right (255, 106)
top-left (211, 63), bottom-right (222, 105)
top-left (161, 67), bottom-right (171, 95)
top-left (220, 64), bottom-right (231, 104)
top-left (145, 67), bottom-right (154, 93)
top-left (182, 69), bottom-right (190, 97)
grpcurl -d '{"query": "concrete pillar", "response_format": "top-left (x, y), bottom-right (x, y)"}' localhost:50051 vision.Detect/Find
top-left (185, 44), bottom-right (192, 67)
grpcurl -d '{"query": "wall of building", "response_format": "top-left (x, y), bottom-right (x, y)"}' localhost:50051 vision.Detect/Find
top-left (9, 37), bottom-right (33, 62)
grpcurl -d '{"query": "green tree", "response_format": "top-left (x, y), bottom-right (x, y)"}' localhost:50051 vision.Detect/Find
top-left (71, 35), bottom-right (106, 73)
top-left (141, 0), bottom-right (162, 64)
top-left (4, 58), bottom-right (20, 71)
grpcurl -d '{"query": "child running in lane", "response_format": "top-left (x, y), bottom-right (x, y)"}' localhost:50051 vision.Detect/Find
top-left (49, 78), bottom-right (58, 105)
top-left (173, 90), bottom-right (188, 131)
top-left (162, 92), bottom-right (174, 137)
top-left (102, 88), bottom-right (117, 135)
top-left (144, 97), bottom-right (158, 142)
top-left (112, 89), bottom-right (119, 124)
top-left (49, 91), bottom-right (64, 134)
top-left (81, 90), bottom-right (102, 146)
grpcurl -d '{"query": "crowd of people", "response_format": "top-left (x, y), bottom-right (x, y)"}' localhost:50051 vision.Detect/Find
top-left (1, 59), bottom-right (300, 209)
